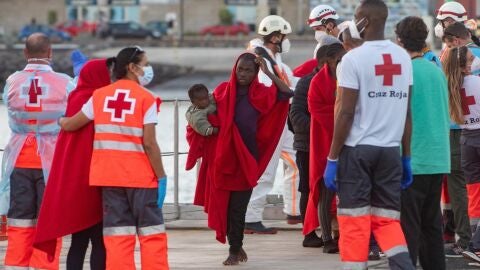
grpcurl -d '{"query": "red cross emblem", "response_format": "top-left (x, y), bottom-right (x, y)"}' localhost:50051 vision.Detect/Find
top-left (22, 77), bottom-right (47, 108)
top-left (104, 89), bottom-right (136, 122)
top-left (461, 88), bottom-right (476, 115)
top-left (375, 54), bottom-right (402, 86)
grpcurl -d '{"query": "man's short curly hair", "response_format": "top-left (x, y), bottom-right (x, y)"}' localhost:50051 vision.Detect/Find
top-left (395, 16), bottom-right (428, 52)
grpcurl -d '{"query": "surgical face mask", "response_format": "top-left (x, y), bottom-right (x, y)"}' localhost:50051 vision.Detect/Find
top-left (434, 22), bottom-right (444, 38)
top-left (354, 17), bottom-right (367, 37)
top-left (471, 56), bottom-right (480, 74)
top-left (136, 65), bottom-right (154, 86)
top-left (280, 38), bottom-right (291, 53)
top-left (338, 20), bottom-right (361, 42)
top-left (315, 31), bottom-right (327, 42)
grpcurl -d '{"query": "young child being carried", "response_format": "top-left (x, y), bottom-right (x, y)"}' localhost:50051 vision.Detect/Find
top-left (186, 84), bottom-right (218, 136)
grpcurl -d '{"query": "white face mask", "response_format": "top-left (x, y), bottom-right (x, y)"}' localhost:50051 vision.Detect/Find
top-left (471, 56), bottom-right (480, 74)
top-left (354, 17), bottom-right (367, 37)
top-left (315, 31), bottom-right (327, 42)
top-left (137, 65), bottom-right (154, 86)
top-left (280, 38), bottom-right (291, 53)
top-left (434, 23), bottom-right (444, 38)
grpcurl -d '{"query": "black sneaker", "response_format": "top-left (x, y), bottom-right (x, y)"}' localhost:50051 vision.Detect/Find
top-left (302, 232), bottom-right (323, 248)
top-left (445, 244), bottom-right (466, 258)
top-left (368, 245), bottom-right (381, 261)
top-left (463, 249), bottom-right (480, 263)
top-left (244, 222), bottom-right (278, 234)
top-left (323, 240), bottom-right (339, 254)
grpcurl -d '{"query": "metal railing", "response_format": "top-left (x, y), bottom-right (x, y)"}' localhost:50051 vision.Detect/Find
top-left (162, 98), bottom-right (191, 220)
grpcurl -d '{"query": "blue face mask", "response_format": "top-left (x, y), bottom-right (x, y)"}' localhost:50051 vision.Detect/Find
top-left (137, 65), bottom-right (154, 86)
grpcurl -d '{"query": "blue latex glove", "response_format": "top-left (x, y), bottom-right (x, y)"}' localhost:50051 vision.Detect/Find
top-left (323, 158), bottom-right (338, 192)
top-left (70, 49), bottom-right (88, 77)
top-left (401, 157), bottom-right (413, 190)
top-left (157, 176), bottom-right (167, 208)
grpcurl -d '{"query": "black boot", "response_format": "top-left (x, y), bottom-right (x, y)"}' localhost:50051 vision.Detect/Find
top-left (323, 239), bottom-right (339, 254)
top-left (302, 231), bottom-right (323, 247)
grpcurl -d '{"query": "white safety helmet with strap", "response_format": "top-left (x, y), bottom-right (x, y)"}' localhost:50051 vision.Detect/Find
top-left (258, 15), bottom-right (292, 36)
top-left (436, 1), bottom-right (467, 22)
top-left (308, 4), bottom-right (339, 28)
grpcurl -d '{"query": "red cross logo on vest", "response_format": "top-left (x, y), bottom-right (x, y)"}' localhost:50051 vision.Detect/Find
top-left (104, 89), bottom-right (136, 122)
top-left (22, 77), bottom-right (47, 108)
top-left (461, 88), bottom-right (476, 115)
top-left (375, 54), bottom-right (402, 86)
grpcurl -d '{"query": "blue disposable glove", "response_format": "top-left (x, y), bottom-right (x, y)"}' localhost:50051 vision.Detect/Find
top-left (70, 49), bottom-right (88, 77)
top-left (401, 157), bottom-right (413, 190)
top-left (157, 176), bottom-right (167, 208)
top-left (323, 158), bottom-right (338, 192)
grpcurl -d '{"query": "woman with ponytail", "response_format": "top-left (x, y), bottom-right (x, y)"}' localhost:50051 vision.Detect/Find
top-left (443, 46), bottom-right (480, 264)
top-left (34, 57), bottom-right (115, 269)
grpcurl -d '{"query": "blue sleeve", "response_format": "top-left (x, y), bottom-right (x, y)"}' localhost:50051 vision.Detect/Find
top-left (423, 51), bottom-right (442, 68)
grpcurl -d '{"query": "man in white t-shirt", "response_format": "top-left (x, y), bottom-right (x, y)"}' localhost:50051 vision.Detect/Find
top-left (323, 1), bottom-right (415, 269)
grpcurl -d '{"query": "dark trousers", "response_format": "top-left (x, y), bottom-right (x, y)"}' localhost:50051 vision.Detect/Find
top-left (296, 150), bottom-right (335, 241)
top-left (66, 222), bottom-right (106, 270)
top-left (296, 151), bottom-right (310, 194)
top-left (337, 146), bottom-right (414, 269)
top-left (8, 168), bottom-right (44, 219)
top-left (447, 129), bottom-right (471, 248)
top-left (227, 190), bottom-right (253, 254)
top-left (401, 174), bottom-right (445, 270)
top-left (296, 151), bottom-right (309, 224)
top-left (319, 179), bottom-right (335, 241)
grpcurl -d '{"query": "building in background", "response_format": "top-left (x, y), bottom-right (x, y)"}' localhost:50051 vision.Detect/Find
top-left (0, 0), bottom-right (67, 35)
top-left (0, 0), bottom-right (477, 37)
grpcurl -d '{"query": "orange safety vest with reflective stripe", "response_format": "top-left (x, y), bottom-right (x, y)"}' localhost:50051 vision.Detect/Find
top-left (89, 79), bottom-right (157, 188)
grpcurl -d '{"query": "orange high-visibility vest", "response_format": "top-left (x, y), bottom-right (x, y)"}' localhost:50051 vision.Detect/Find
top-left (89, 79), bottom-right (157, 188)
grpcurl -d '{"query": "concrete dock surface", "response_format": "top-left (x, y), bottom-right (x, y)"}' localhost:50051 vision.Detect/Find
top-left (1, 220), bottom-right (479, 269)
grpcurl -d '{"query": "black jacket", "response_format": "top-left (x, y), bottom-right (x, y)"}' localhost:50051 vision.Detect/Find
top-left (289, 70), bottom-right (317, 152)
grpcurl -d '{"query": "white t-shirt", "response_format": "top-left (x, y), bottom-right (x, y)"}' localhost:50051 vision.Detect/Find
top-left (82, 97), bottom-right (158, 124)
top-left (460, 75), bottom-right (480, 130)
top-left (338, 40), bottom-right (413, 147)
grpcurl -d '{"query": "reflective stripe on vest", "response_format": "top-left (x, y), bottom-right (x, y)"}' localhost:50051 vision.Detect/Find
top-left (94, 140), bottom-right (144, 153)
top-left (7, 218), bottom-right (36, 227)
top-left (10, 122), bottom-right (60, 134)
top-left (103, 226), bottom-right (137, 236)
top-left (11, 110), bottom-right (64, 121)
top-left (95, 124), bottom-right (143, 137)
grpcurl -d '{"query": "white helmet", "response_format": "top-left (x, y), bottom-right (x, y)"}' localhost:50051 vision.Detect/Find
top-left (308, 4), bottom-right (339, 28)
top-left (436, 1), bottom-right (467, 22)
top-left (258, 15), bottom-right (292, 36)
